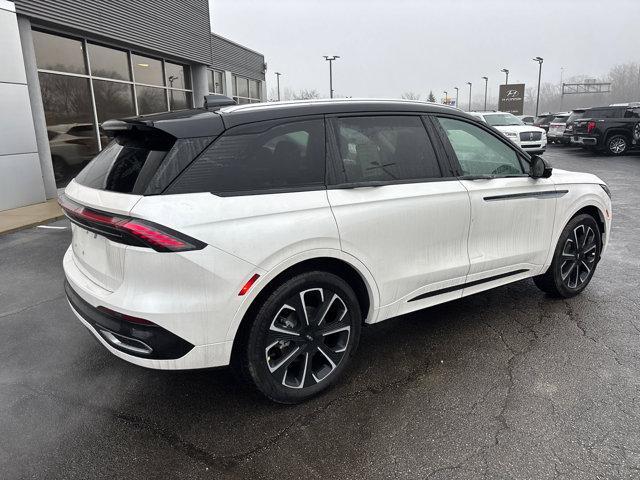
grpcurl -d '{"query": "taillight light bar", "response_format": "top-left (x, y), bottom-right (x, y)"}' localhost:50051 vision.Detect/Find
top-left (58, 194), bottom-right (206, 253)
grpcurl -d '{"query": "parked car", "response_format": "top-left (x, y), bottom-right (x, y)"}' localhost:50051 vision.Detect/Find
top-left (534, 113), bottom-right (557, 132)
top-left (547, 112), bottom-right (570, 144)
top-left (60, 97), bottom-right (612, 403)
top-left (562, 108), bottom-right (588, 143)
top-left (572, 105), bottom-right (640, 155)
top-left (468, 111), bottom-right (547, 154)
top-left (517, 115), bottom-right (535, 125)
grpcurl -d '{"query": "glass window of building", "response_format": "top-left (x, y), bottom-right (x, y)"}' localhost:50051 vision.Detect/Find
top-left (165, 62), bottom-right (191, 90)
top-left (38, 73), bottom-right (98, 186)
top-left (232, 74), bottom-right (262, 103)
top-left (136, 86), bottom-right (168, 115)
top-left (208, 70), bottom-right (225, 94)
top-left (33, 30), bottom-right (86, 74)
top-left (132, 54), bottom-right (164, 86)
top-left (88, 43), bottom-right (131, 81)
top-left (168, 90), bottom-right (192, 111)
top-left (33, 29), bottom-right (194, 188)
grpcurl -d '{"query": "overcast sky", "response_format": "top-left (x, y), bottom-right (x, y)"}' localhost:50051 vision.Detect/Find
top-left (210, 0), bottom-right (640, 102)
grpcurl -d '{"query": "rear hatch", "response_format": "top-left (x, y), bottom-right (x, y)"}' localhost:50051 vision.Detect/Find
top-left (62, 112), bottom-right (222, 291)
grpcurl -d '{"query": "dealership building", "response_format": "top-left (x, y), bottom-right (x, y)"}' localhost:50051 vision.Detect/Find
top-left (0, 0), bottom-right (266, 211)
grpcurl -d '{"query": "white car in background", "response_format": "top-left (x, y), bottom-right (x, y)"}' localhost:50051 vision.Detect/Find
top-left (469, 111), bottom-right (547, 154)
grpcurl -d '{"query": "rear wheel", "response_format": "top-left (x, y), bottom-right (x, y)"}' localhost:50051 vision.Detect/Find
top-left (237, 271), bottom-right (361, 403)
top-left (534, 214), bottom-right (601, 298)
top-left (606, 134), bottom-right (628, 156)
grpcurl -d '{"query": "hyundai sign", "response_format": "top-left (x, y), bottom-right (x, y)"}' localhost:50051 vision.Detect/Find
top-left (498, 84), bottom-right (525, 115)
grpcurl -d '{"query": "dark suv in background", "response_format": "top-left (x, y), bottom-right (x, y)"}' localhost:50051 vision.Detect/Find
top-left (572, 104), bottom-right (640, 155)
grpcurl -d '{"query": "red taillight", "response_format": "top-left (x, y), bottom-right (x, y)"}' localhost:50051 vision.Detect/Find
top-left (97, 306), bottom-right (157, 326)
top-left (121, 221), bottom-right (188, 250)
top-left (238, 273), bottom-right (260, 296)
top-left (58, 194), bottom-right (205, 252)
top-left (587, 121), bottom-right (596, 134)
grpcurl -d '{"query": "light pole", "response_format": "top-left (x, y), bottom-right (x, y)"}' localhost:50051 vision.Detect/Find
top-left (323, 55), bottom-right (340, 98)
top-left (533, 56), bottom-right (544, 117)
top-left (501, 68), bottom-right (509, 85)
top-left (467, 82), bottom-right (472, 111)
top-left (454, 86), bottom-right (459, 108)
top-left (443, 90), bottom-right (448, 104)
top-left (481, 76), bottom-right (488, 110)
top-left (274, 72), bottom-right (282, 101)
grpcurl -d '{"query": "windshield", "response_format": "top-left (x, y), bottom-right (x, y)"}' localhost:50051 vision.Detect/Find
top-left (483, 113), bottom-right (523, 126)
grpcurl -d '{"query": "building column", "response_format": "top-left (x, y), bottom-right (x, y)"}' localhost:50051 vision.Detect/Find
top-left (17, 15), bottom-right (57, 199)
top-left (191, 63), bottom-right (209, 108)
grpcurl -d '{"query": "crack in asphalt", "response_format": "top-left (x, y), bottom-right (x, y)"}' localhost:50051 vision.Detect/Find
top-left (0, 294), bottom-right (65, 319)
top-left (13, 358), bottom-right (433, 477)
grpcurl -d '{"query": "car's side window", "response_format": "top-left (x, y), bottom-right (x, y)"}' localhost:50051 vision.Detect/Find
top-left (333, 116), bottom-right (441, 184)
top-left (167, 119), bottom-right (325, 194)
top-left (436, 117), bottom-right (525, 176)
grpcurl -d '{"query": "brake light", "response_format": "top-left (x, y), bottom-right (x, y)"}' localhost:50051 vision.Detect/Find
top-left (58, 194), bottom-right (206, 252)
top-left (121, 221), bottom-right (188, 250)
top-left (587, 121), bottom-right (596, 134)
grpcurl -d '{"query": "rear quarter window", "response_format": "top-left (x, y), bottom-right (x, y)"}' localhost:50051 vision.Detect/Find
top-left (167, 119), bottom-right (326, 195)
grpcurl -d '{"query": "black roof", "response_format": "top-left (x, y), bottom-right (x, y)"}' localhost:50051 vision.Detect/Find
top-left (113, 99), bottom-right (473, 138)
top-left (217, 99), bottom-right (468, 128)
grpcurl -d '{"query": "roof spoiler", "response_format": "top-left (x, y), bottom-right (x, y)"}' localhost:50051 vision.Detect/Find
top-left (204, 94), bottom-right (236, 110)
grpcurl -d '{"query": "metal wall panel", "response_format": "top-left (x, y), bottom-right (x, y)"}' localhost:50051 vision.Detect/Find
top-left (211, 34), bottom-right (265, 80)
top-left (13, 0), bottom-right (212, 65)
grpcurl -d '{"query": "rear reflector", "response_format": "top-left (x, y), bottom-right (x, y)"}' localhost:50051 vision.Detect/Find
top-left (239, 273), bottom-right (260, 296)
top-left (97, 306), bottom-right (157, 326)
top-left (58, 193), bottom-right (206, 252)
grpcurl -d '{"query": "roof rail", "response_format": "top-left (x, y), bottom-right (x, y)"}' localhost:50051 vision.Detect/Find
top-left (204, 94), bottom-right (236, 110)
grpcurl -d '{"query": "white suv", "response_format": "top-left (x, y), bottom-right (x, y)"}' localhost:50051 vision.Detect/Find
top-left (469, 111), bottom-right (547, 154)
top-left (61, 98), bottom-right (611, 403)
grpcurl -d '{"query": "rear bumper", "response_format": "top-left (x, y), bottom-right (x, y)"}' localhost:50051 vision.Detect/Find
top-left (571, 135), bottom-right (598, 145)
top-left (62, 245), bottom-right (248, 369)
top-left (65, 280), bottom-right (194, 360)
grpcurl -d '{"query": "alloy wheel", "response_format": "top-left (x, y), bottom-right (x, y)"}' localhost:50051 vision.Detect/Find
top-left (264, 288), bottom-right (352, 389)
top-left (609, 137), bottom-right (627, 154)
top-left (560, 224), bottom-right (598, 289)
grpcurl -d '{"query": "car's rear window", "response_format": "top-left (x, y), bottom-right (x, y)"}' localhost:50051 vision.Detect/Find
top-left (585, 108), bottom-right (622, 119)
top-left (167, 119), bottom-right (325, 195)
top-left (566, 111), bottom-right (586, 123)
top-left (551, 116), bottom-right (569, 123)
top-left (74, 131), bottom-right (214, 194)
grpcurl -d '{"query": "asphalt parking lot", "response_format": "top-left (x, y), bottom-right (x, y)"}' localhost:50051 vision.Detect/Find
top-left (1, 145), bottom-right (639, 480)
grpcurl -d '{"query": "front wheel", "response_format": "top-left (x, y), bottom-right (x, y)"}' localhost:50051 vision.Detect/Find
top-left (237, 271), bottom-right (362, 403)
top-left (533, 214), bottom-right (602, 298)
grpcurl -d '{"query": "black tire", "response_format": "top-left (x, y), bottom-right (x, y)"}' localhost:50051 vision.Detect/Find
top-left (236, 271), bottom-right (362, 404)
top-left (533, 214), bottom-right (602, 298)
top-left (605, 134), bottom-right (628, 156)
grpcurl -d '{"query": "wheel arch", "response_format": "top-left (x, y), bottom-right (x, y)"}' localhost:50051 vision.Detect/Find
top-left (605, 129), bottom-right (632, 143)
top-left (227, 250), bottom-right (380, 358)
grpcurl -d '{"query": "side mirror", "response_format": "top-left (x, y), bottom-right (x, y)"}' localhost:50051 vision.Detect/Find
top-left (530, 155), bottom-right (552, 178)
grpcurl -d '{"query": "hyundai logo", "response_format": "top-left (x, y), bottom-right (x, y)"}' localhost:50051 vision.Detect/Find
top-left (506, 90), bottom-right (520, 98)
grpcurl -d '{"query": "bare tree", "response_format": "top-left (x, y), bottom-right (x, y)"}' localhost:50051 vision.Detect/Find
top-left (401, 91), bottom-right (421, 100)
top-left (292, 89), bottom-right (321, 100)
